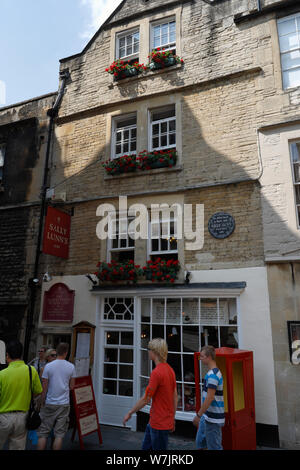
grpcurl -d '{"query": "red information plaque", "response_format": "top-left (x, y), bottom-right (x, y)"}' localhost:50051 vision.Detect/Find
top-left (71, 376), bottom-right (102, 450)
top-left (42, 283), bottom-right (75, 322)
top-left (42, 206), bottom-right (71, 259)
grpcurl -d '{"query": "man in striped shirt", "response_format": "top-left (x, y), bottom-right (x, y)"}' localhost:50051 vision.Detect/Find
top-left (193, 345), bottom-right (225, 450)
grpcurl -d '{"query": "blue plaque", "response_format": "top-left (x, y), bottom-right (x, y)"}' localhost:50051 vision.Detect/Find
top-left (208, 212), bottom-right (235, 239)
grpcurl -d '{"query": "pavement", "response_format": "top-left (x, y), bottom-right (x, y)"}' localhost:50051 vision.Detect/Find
top-left (24, 424), bottom-right (283, 452)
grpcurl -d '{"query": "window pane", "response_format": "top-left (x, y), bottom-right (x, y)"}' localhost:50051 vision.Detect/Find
top-left (119, 37), bottom-right (126, 48)
top-left (295, 184), bottom-right (300, 202)
top-left (201, 326), bottom-right (218, 348)
top-left (281, 50), bottom-right (300, 70)
top-left (169, 120), bottom-right (176, 132)
top-left (104, 348), bottom-right (118, 362)
top-left (219, 299), bottom-right (237, 325)
top-left (103, 380), bottom-right (117, 395)
top-left (220, 326), bottom-right (238, 348)
top-left (119, 365), bottom-right (133, 379)
top-left (201, 299), bottom-right (218, 325)
top-left (141, 299), bottom-right (151, 323)
top-left (121, 331), bottom-right (133, 345)
top-left (152, 123), bottom-right (159, 135)
top-left (161, 135), bottom-right (168, 147)
top-left (141, 325), bottom-right (150, 349)
top-left (141, 349), bottom-right (151, 376)
top-left (278, 18), bottom-right (296, 37)
top-left (279, 33), bottom-right (298, 53)
top-left (107, 331), bottom-right (119, 345)
top-left (166, 298), bottom-right (181, 324)
top-left (119, 47), bottom-right (126, 58)
top-left (169, 133), bottom-right (176, 146)
top-left (119, 381), bottom-right (133, 396)
top-left (294, 163), bottom-right (300, 182)
top-left (116, 144), bottom-right (122, 155)
top-left (283, 68), bottom-right (300, 89)
top-left (152, 324), bottom-right (164, 338)
top-left (104, 364), bottom-right (117, 378)
top-left (116, 131), bottom-right (122, 143)
top-left (184, 384), bottom-right (196, 412)
top-left (182, 298), bottom-right (199, 324)
top-left (168, 353), bottom-right (182, 381)
top-left (166, 325), bottom-right (181, 352)
top-left (152, 299), bottom-right (165, 323)
top-left (120, 349), bottom-right (133, 363)
top-left (152, 137), bottom-right (159, 149)
top-left (161, 122), bottom-right (168, 134)
top-left (183, 326), bottom-right (200, 352)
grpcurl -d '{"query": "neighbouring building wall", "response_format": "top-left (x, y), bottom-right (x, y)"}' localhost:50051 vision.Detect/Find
top-left (266, 262), bottom-right (300, 449)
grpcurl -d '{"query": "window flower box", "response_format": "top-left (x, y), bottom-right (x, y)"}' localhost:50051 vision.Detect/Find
top-left (143, 258), bottom-right (180, 283)
top-left (105, 60), bottom-right (147, 81)
top-left (102, 154), bottom-right (137, 175)
top-left (137, 149), bottom-right (177, 171)
top-left (148, 48), bottom-right (184, 70)
top-left (95, 260), bottom-right (143, 284)
top-left (103, 150), bottom-right (177, 176)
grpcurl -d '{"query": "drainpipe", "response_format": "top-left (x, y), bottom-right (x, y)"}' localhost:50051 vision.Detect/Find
top-left (257, 0), bottom-right (261, 11)
top-left (23, 69), bottom-right (70, 362)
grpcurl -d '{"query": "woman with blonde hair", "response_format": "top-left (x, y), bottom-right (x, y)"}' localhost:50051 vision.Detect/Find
top-left (123, 338), bottom-right (178, 450)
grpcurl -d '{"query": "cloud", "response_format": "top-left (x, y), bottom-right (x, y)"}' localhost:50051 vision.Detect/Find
top-left (80, 0), bottom-right (122, 40)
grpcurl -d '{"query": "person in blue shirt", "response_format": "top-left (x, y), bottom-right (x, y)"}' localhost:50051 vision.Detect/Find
top-left (193, 345), bottom-right (225, 450)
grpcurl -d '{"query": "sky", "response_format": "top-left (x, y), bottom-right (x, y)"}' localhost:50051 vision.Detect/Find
top-left (0, 0), bottom-right (123, 107)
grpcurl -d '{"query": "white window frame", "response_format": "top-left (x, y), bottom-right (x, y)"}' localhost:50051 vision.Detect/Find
top-left (150, 18), bottom-right (176, 52)
top-left (139, 295), bottom-right (239, 418)
top-left (111, 114), bottom-right (137, 160)
top-left (148, 211), bottom-right (178, 257)
top-left (289, 141), bottom-right (300, 228)
top-left (116, 28), bottom-right (140, 61)
top-left (149, 107), bottom-right (176, 152)
top-left (0, 144), bottom-right (6, 182)
top-left (107, 213), bottom-right (135, 262)
top-left (278, 13), bottom-right (300, 89)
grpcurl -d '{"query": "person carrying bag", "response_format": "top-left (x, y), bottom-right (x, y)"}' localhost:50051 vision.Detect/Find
top-left (27, 365), bottom-right (42, 430)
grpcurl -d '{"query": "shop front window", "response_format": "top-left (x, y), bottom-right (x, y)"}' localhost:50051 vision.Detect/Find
top-left (139, 297), bottom-right (238, 414)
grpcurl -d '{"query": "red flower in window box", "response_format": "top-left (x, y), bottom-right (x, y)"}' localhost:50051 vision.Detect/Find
top-left (143, 258), bottom-right (180, 283)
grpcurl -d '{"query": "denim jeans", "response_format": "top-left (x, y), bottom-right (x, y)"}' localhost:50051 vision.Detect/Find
top-left (196, 415), bottom-right (223, 450)
top-left (142, 423), bottom-right (170, 450)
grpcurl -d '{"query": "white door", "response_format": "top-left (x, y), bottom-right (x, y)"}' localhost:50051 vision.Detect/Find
top-left (99, 327), bottom-right (135, 427)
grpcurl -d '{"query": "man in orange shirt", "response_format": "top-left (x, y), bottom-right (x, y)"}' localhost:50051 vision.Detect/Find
top-left (123, 338), bottom-right (177, 450)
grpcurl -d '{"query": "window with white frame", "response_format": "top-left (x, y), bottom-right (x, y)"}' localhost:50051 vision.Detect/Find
top-left (150, 106), bottom-right (176, 151)
top-left (112, 115), bottom-right (137, 159)
top-left (140, 297), bottom-right (238, 413)
top-left (107, 213), bottom-right (135, 262)
top-left (151, 19), bottom-right (176, 52)
top-left (116, 29), bottom-right (139, 62)
top-left (149, 208), bottom-right (178, 260)
top-left (0, 144), bottom-right (5, 182)
top-left (289, 142), bottom-right (300, 227)
top-left (278, 14), bottom-right (300, 89)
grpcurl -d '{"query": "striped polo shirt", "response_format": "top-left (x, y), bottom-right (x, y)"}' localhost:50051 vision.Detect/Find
top-left (202, 367), bottom-right (225, 425)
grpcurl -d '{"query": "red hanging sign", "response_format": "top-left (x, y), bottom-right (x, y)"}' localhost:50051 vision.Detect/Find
top-left (71, 376), bottom-right (102, 450)
top-left (42, 206), bottom-right (71, 259)
top-left (42, 283), bottom-right (75, 322)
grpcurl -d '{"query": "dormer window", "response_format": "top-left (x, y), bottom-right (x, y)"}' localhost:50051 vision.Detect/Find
top-left (116, 29), bottom-right (140, 63)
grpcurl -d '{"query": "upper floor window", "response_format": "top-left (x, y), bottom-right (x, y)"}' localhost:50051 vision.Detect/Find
top-left (278, 14), bottom-right (300, 89)
top-left (151, 19), bottom-right (176, 52)
top-left (150, 106), bottom-right (176, 151)
top-left (0, 144), bottom-right (5, 182)
top-left (108, 213), bottom-right (135, 263)
top-left (290, 142), bottom-right (300, 228)
top-left (148, 209), bottom-right (178, 261)
top-left (116, 29), bottom-right (139, 61)
top-left (112, 115), bottom-right (137, 159)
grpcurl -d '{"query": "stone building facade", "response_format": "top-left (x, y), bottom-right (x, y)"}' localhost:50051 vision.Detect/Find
top-left (2, 0), bottom-right (300, 448)
top-left (0, 93), bottom-right (56, 353)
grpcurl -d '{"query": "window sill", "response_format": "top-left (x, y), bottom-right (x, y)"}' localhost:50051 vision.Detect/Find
top-left (108, 63), bottom-right (183, 88)
top-left (104, 164), bottom-right (183, 180)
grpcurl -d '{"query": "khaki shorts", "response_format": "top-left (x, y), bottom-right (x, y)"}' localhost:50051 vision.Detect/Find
top-left (38, 405), bottom-right (70, 439)
top-left (0, 412), bottom-right (28, 450)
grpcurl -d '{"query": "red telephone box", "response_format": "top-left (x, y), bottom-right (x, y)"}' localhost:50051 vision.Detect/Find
top-left (194, 347), bottom-right (256, 450)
